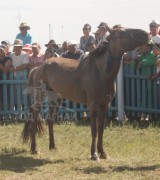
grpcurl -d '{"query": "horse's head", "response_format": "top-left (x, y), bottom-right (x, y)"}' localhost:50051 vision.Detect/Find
top-left (107, 27), bottom-right (149, 57)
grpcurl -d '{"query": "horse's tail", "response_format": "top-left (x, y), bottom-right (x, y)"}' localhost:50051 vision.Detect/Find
top-left (22, 66), bottom-right (45, 143)
top-left (21, 112), bottom-right (45, 143)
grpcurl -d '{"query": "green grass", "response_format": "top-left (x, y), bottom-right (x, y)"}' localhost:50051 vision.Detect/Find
top-left (0, 121), bottom-right (160, 180)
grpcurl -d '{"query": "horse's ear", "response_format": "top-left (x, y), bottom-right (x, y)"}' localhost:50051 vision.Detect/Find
top-left (106, 30), bottom-right (113, 41)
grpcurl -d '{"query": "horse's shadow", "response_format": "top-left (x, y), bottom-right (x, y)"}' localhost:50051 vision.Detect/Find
top-left (77, 164), bottom-right (160, 174)
top-left (0, 147), bottom-right (64, 173)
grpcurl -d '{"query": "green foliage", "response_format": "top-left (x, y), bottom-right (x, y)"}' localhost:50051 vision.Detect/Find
top-left (0, 123), bottom-right (160, 179)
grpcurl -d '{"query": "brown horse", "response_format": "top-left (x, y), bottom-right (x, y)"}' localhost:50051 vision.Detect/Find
top-left (22, 27), bottom-right (149, 161)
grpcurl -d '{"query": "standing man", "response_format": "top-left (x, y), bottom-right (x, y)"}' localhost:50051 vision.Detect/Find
top-left (16, 22), bottom-right (32, 45)
top-left (97, 22), bottom-right (110, 46)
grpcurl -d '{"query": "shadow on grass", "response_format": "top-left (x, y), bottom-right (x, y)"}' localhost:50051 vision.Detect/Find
top-left (0, 147), bottom-right (64, 173)
top-left (76, 164), bottom-right (160, 174)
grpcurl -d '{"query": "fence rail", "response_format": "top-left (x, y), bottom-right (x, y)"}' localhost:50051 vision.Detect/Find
top-left (0, 64), bottom-right (159, 121)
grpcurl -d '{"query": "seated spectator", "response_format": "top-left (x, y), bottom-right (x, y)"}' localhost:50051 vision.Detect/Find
top-left (45, 48), bottom-right (59, 60)
top-left (61, 40), bottom-right (84, 60)
top-left (22, 44), bottom-right (32, 55)
top-left (0, 45), bottom-right (12, 109)
top-left (45, 39), bottom-right (60, 56)
top-left (80, 24), bottom-right (95, 52)
top-left (82, 42), bottom-right (97, 58)
top-left (123, 48), bottom-right (140, 64)
top-left (131, 42), bottom-right (156, 69)
top-left (28, 42), bottom-right (45, 70)
top-left (149, 43), bottom-right (160, 109)
top-left (15, 22), bottom-right (32, 45)
top-left (149, 20), bottom-right (160, 44)
top-left (149, 43), bottom-right (160, 80)
top-left (61, 40), bottom-right (69, 54)
top-left (97, 22), bottom-right (111, 46)
top-left (1, 40), bottom-right (11, 56)
top-left (9, 39), bottom-right (29, 77)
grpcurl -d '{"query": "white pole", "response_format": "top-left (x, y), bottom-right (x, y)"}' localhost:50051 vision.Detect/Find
top-left (61, 25), bottom-right (64, 43)
top-left (117, 60), bottom-right (125, 121)
top-left (49, 24), bottom-right (52, 40)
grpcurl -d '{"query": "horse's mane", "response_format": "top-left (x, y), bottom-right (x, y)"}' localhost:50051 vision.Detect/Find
top-left (90, 41), bottom-right (109, 58)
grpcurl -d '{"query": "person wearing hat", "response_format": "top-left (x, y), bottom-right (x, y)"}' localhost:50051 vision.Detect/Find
top-left (79, 24), bottom-right (95, 52)
top-left (45, 39), bottom-right (59, 49)
top-left (149, 20), bottom-right (160, 44)
top-left (0, 45), bottom-right (12, 109)
top-left (15, 22), bottom-right (32, 45)
top-left (9, 39), bottom-right (29, 76)
top-left (131, 41), bottom-right (156, 69)
top-left (61, 40), bottom-right (84, 60)
top-left (45, 40), bottom-right (60, 57)
top-left (28, 42), bottom-right (45, 70)
top-left (45, 48), bottom-right (59, 60)
top-left (97, 22), bottom-right (111, 46)
top-left (1, 40), bottom-right (11, 56)
top-left (93, 29), bottom-right (100, 47)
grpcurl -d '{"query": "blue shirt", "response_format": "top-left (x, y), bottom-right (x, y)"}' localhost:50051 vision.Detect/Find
top-left (15, 32), bottom-right (32, 45)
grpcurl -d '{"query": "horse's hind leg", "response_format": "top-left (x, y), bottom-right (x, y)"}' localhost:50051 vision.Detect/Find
top-left (47, 104), bottom-right (57, 150)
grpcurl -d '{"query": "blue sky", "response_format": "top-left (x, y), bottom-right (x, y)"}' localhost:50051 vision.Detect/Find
top-left (0, 0), bottom-right (159, 51)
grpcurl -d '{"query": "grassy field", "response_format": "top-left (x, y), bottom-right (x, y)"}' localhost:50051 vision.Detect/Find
top-left (0, 121), bottom-right (160, 180)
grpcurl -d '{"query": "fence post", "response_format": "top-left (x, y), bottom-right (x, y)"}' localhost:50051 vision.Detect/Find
top-left (117, 61), bottom-right (125, 121)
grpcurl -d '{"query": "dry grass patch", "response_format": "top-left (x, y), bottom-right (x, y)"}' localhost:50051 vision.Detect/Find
top-left (0, 122), bottom-right (160, 179)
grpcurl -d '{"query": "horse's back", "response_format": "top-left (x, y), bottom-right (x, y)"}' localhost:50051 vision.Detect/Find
top-left (45, 57), bottom-right (80, 70)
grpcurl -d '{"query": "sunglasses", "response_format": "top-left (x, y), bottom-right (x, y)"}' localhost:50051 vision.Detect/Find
top-left (83, 28), bottom-right (90, 30)
top-left (20, 27), bottom-right (26, 30)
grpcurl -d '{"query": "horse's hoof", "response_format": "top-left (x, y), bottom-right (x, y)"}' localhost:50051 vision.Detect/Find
top-left (31, 150), bottom-right (40, 154)
top-left (91, 153), bottom-right (100, 162)
top-left (49, 146), bottom-right (57, 151)
top-left (100, 152), bottom-right (107, 159)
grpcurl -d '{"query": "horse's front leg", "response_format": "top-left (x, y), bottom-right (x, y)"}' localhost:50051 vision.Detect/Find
top-left (97, 114), bottom-right (107, 159)
top-left (90, 110), bottom-right (99, 161)
top-left (97, 105), bottom-right (110, 159)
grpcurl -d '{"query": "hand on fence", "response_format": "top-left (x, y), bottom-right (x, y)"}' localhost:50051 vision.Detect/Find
top-left (148, 74), bottom-right (158, 80)
top-left (9, 66), bottom-right (16, 72)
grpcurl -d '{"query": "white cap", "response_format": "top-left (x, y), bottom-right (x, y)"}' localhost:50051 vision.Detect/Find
top-left (68, 40), bottom-right (78, 46)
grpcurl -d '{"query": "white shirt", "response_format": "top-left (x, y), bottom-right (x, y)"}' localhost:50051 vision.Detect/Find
top-left (151, 34), bottom-right (160, 44)
top-left (10, 51), bottom-right (29, 77)
top-left (10, 51), bottom-right (29, 67)
top-left (97, 33), bottom-right (108, 46)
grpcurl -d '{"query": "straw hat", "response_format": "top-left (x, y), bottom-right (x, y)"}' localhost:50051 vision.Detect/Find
top-left (19, 22), bottom-right (31, 30)
top-left (13, 39), bottom-right (23, 46)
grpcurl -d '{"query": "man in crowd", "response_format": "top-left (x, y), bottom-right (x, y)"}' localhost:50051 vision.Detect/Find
top-left (61, 40), bottom-right (84, 60)
top-left (28, 42), bottom-right (45, 70)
